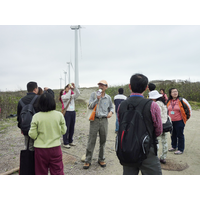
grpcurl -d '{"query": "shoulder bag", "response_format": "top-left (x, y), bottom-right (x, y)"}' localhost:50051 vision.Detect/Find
top-left (62, 96), bottom-right (72, 116)
top-left (19, 137), bottom-right (35, 175)
top-left (163, 116), bottom-right (173, 133)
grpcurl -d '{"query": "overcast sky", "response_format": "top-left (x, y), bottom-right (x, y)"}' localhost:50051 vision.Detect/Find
top-left (0, 25), bottom-right (200, 91)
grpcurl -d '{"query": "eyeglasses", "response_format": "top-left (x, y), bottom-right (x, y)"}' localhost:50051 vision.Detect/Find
top-left (171, 91), bottom-right (178, 93)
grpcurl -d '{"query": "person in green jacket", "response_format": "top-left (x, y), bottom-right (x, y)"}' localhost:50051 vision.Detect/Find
top-left (29, 92), bottom-right (67, 175)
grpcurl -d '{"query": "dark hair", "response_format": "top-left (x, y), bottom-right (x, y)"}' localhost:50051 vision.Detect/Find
top-left (156, 97), bottom-right (166, 105)
top-left (38, 93), bottom-right (56, 112)
top-left (64, 84), bottom-right (69, 90)
top-left (148, 83), bottom-right (156, 91)
top-left (118, 88), bottom-right (124, 94)
top-left (27, 82), bottom-right (38, 92)
top-left (160, 88), bottom-right (165, 94)
top-left (130, 73), bottom-right (148, 93)
top-left (59, 89), bottom-right (64, 102)
top-left (168, 88), bottom-right (180, 100)
top-left (37, 87), bottom-right (43, 95)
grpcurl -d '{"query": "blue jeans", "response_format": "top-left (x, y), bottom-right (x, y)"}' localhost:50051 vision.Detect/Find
top-left (171, 120), bottom-right (185, 152)
top-left (115, 113), bottom-right (119, 132)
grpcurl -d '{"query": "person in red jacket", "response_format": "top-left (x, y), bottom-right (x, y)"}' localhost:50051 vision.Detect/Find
top-left (167, 88), bottom-right (192, 155)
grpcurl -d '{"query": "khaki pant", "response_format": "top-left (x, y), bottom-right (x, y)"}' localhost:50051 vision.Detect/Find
top-left (157, 132), bottom-right (168, 160)
top-left (85, 118), bottom-right (108, 164)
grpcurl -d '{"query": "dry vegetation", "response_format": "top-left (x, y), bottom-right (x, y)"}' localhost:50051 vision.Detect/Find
top-left (1, 80), bottom-right (200, 122)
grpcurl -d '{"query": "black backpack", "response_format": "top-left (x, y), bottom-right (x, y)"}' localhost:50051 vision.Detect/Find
top-left (19, 95), bottom-right (38, 135)
top-left (116, 98), bottom-right (153, 165)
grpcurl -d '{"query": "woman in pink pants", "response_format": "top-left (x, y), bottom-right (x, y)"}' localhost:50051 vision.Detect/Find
top-left (29, 92), bottom-right (67, 175)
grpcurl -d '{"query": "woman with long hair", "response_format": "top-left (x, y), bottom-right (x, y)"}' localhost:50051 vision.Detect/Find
top-left (61, 83), bottom-right (80, 149)
top-left (167, 88), bottom-right (192, 155)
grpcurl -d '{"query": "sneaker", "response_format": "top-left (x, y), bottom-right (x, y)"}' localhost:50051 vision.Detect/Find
top-left (83, 163), bottom-right (91, 169)
top-left (63, 144), bottom-right (70, 149)
top-left (98, 161), bottom-right (106, 168)
top-left (69, 143), bottom-right (76, 146)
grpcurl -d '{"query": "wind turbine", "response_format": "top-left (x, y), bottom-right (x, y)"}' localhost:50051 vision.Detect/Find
top-left (66, 61), bottom-right (73, 84)
top-left (59, 74), bottom-right (64, 89)
top-left (70, 25), bottom-right (84, 88)
top-left (63, 70), bottom-right (67, 86)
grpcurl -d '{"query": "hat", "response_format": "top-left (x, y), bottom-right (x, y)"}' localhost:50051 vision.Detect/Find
top-left (98, 80), bottom-right (108, 87)
top-left (149, 90), bottom-right (163, 99)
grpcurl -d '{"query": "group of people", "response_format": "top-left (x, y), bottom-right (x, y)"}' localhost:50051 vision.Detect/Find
top-left (17, 73), bottom-right (191, 175)
top-left (147, 82), bottom-right (192, 164)
top-left (17, 81), bottom-right (80, 175)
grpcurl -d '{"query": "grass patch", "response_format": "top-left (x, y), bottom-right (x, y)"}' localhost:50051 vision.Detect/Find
top-left (0, 118), bottom-right (17, 132)
top-left (188, 101), bottom-right (200, 110)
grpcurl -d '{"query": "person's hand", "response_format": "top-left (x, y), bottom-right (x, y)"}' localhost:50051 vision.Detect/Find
top-left (107, 111), bottom-right (113, 118)
top-left (97, 95), bottom-right (101, 100)
top-left (44, 87), bottom-right (49, 91)
top-left (71, 83), bottom-right (75, 88)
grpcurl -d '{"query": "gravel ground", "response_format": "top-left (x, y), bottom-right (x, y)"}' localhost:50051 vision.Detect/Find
top-left (1, 88), bottom-right (200, 175)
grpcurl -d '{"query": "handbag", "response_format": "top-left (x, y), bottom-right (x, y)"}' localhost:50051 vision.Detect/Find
top-left (163, 116), bottom-right (173, 132)
top-left (89, 104), bottom-right (97, 121)
top-left (19, 137), bottom-right (35, 175)
top-left (86, 105), bottom-right (93, 120)
top-left (62, 96), bottom-right (72, 116)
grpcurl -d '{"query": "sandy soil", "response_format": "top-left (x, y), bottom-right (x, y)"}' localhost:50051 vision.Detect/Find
top-left (0, 88), bottom-right (200, 175)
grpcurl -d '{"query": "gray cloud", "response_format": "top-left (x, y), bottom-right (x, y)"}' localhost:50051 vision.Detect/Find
top-left (0, 25), bottom-right (200, 91)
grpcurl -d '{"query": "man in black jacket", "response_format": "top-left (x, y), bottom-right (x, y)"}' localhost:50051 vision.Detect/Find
top-left (17, 82), bottom-right (39, 151)
top-left (17, 82), bottom-right (54, 151)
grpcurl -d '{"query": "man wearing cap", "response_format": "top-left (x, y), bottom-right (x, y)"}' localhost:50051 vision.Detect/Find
top-left (83, 80), bottom-right (114, 169)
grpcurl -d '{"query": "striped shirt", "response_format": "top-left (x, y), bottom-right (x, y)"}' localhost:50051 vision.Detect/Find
top-left (118, 93), bottom-right (162, 137)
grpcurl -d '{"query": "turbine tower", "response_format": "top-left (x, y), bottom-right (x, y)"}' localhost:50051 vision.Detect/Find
top-left (59, 74), bottom-right (63, 89)
top-left (70, 25), bottom-right (82, 88)
top-left (63, 70), bottom-right (67, 86)
top-left (66, 62), bottom-right (73, 84)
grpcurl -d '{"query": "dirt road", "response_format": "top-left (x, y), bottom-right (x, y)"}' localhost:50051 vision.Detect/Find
top-left (0, 88), bottom-right (200, 175)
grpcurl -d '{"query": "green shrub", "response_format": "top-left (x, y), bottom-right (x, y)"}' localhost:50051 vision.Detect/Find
top-left (1, 80), bottom-right (200, 120)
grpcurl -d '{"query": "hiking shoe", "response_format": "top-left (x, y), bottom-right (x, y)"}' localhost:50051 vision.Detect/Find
top-left (168, 148), bottom-right (176, 152)
top-left (69, 143), bottom-right (76, 146)
top-left (174, 150), bottom-right (183, 155)
top-left (83, 163), bottom-right (91, 169)
top-left (160, 158), bottom-right (166, 164)
top-left (98, 161), bottom-right (106, 168)
top-left (63, 144), bottom-right (70, 149)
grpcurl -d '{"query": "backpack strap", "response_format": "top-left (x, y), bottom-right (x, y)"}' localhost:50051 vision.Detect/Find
top-left (19, 95), bottom-right (38, 108)
top-left (19, 99), bottom-right (25, 107)
top-left (30, 95), bottom-right (38, 105)
top-left (127, 98), bottom-right (151, 113)
top-left (136, 98), bottom-right (152, 114)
